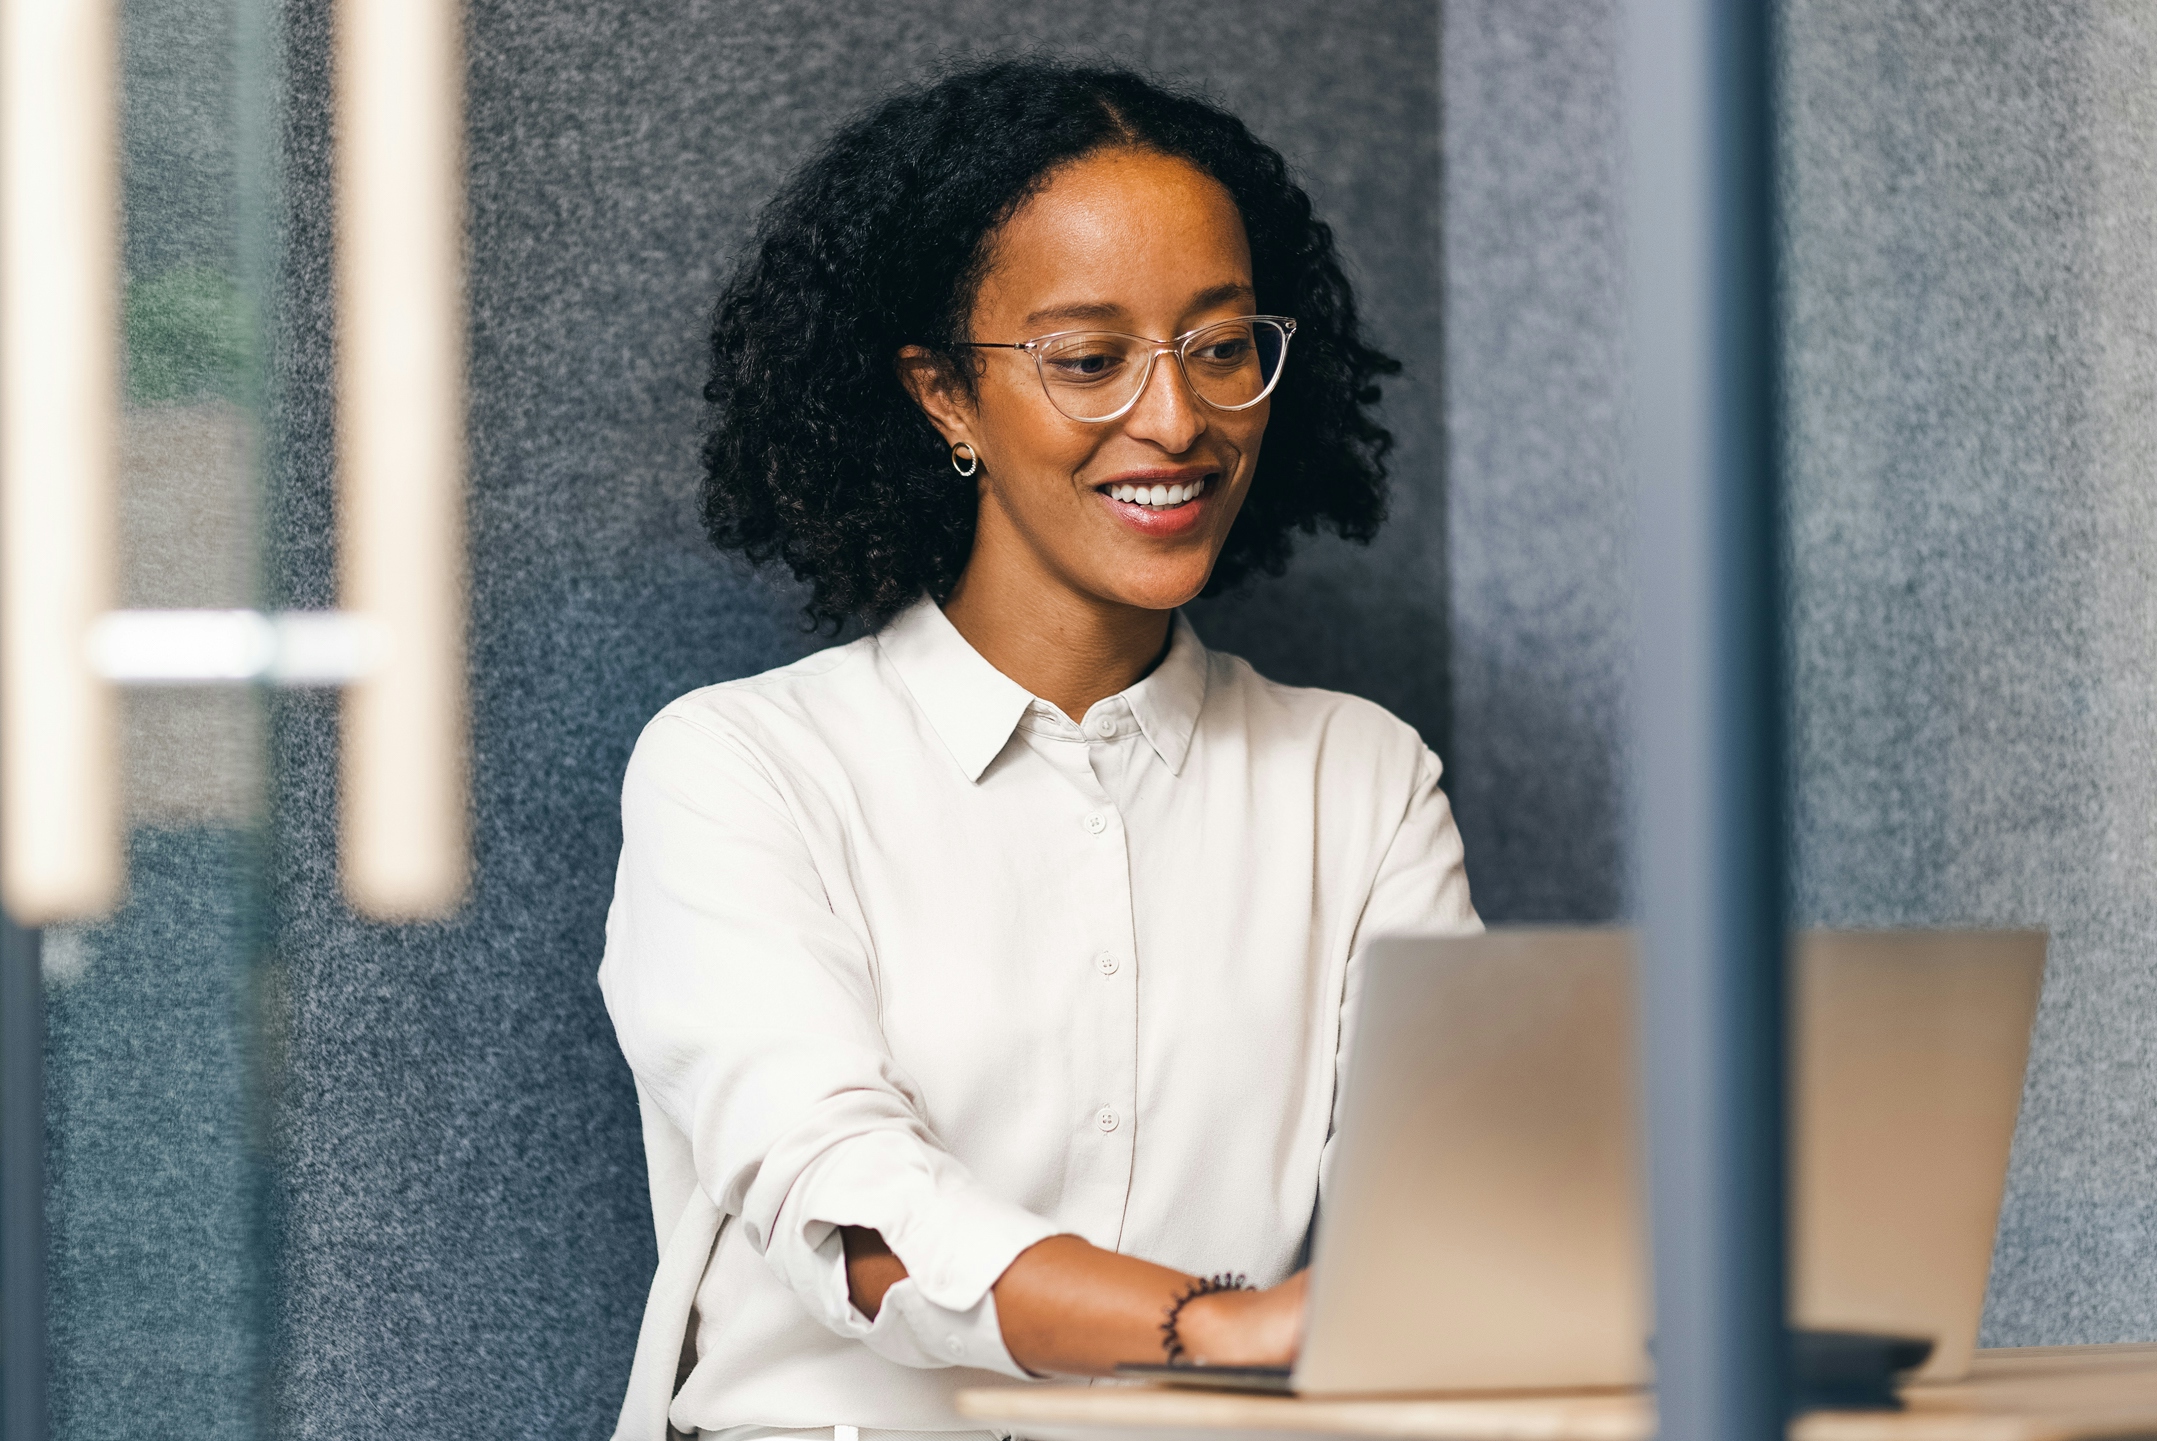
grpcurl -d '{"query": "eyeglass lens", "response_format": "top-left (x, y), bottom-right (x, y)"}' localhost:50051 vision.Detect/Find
top-left (1033, 318), bottom-right (1289, 421)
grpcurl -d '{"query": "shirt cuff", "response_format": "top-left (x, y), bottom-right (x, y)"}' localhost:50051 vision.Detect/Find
top-left (772, 1128), bottom-right (1061, 1346)
top-left (799, 1207), bottom-right (1039, 1378)
top-left (860, 1275), bottom-right (1032, 1378)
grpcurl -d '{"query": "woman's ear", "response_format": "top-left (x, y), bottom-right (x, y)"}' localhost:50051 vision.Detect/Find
top-left (896, 346), bottom-right (976, 449)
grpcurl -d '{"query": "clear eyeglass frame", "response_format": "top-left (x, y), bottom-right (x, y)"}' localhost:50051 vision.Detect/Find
top-left (957, 314), bottom-right (1298, 424)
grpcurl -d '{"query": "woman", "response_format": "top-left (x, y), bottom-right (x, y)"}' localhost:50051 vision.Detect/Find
top-left (601, 59), bottom-right (1478, 1441)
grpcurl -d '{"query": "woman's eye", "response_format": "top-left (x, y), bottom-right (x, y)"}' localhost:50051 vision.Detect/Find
top-left (1194, 339), bottom-right (1252, 365)
top-left (1047, 351), bottom-right (1124, 382)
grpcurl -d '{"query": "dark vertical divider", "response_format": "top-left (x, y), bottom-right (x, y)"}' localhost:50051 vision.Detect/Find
top-left (0, 918), bottom-right (42, 1441)
top-left (1627, 2), bottom-right (1788, 1440)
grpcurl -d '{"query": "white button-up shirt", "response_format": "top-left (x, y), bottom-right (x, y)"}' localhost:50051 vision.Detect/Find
top-left (600, 598), bottom-right (1479, 1439)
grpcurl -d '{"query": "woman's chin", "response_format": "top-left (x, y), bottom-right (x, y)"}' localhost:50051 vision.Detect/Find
top-left (1088, 560), bottom-right (1218, 615)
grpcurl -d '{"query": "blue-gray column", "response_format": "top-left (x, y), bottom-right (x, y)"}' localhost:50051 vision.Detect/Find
top-left (1628, 1), bottom-right (1788, 1440)
top-left (0, 917), bottom-right (43, 1441)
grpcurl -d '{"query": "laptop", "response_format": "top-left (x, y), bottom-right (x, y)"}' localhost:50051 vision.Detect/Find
top-left (1120, 927), bottom-right (2044, 1397)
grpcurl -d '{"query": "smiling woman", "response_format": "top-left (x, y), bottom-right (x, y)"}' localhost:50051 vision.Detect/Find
top-left (598, 59), bottom-right (1478, 1441)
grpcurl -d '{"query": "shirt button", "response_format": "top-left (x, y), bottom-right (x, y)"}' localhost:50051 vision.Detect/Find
top-left (1084, 812), bottom-right (1107, 835)
top-left (1096, 1107), bottom-right (1120, 1132)
top-left (945, 1336), bottom-right (965, 1358)
top-left (1092, 715), bottom-right (1117, 739)
top-left (1096, 951), bottom-right (1119, 976)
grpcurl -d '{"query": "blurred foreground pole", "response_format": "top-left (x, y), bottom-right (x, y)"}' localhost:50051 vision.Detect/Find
top-left (333, 0), bottom-right (471, 921)
top-left (1627, 2), bottom-right (1788, 1441)
top-left (0, 0), bottom-right (123, 925)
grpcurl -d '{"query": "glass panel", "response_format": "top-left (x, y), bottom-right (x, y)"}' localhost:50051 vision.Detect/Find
top-left (41, 0), bottom-right (277, 1433)
top-left (117, 0), bottom-right (263, 827)
top-left (42, 832), bottom-right (263, 1437)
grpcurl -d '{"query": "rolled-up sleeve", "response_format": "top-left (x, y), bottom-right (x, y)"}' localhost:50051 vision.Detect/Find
top-left (599, 713), bottom-right (1059, 1376)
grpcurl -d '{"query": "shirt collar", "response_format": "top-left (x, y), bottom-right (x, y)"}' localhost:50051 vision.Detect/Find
top-left (1123, 612), bottom-right (1208, 776)
top-left (876, 597), bottom-right (1036, 782)
top-left (876, 597), bottom-right (1210, 783)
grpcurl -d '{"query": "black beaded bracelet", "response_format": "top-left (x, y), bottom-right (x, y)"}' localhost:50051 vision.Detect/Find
top-left (1160, 1272), bottom-right (1251, 1365)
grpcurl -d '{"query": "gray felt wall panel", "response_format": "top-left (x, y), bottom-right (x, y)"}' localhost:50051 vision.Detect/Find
top-left (1442, 0), bottom-right (2157, 1346)
top-left (262, 3), bottom-right (1443, 1435)
top-left (1441, 0), bottom-right (1632, 923)
top-left (1779, 0), bottom-right (2157, 1345)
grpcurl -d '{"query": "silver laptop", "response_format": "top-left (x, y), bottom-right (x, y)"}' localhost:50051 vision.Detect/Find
top-left (1135, 927), bottom-right (2044, 1397)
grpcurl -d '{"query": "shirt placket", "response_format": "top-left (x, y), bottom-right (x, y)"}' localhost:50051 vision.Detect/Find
top-left (1024, 701), bottom-right (1142, 1252)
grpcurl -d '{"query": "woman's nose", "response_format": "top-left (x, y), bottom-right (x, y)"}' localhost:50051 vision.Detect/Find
top-left (1120, 349), bottom-right (1208, 452)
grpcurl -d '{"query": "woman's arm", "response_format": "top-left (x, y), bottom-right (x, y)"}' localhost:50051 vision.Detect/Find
top-left (606, 716), bottom-right (1061, 1377)
top-left (843, 1228), bottom-right (1306, 1375)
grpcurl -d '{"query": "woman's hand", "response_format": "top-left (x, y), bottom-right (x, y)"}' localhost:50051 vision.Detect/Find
top-left (1172, 1270), bottom-right (1309, 1367)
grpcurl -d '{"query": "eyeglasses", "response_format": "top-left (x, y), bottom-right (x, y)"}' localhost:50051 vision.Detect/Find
top-left (957, 315), bottom-right (1297, 423)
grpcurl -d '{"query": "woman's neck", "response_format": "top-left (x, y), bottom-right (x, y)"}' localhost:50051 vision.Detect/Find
top-left (941, 565), bottom-right (1173, 723)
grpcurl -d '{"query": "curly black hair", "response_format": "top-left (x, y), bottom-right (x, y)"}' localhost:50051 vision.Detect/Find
top-left (703, 58), bottom-right (1401, 630)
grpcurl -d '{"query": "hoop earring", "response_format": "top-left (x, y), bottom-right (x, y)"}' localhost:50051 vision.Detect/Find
top-left (950, 442), bottom-right (980, 477)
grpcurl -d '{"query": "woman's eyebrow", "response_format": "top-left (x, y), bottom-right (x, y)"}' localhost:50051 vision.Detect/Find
top-left (1189, 280), bottom-right (1257, 311)
top-left (1020, 282), bottom-right (1258, 332)
top-left (1022, 300), bottom-right (1127, 328)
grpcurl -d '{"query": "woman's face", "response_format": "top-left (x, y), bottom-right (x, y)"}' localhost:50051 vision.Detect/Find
top-left (906, 147), bottom-right (1267, 614)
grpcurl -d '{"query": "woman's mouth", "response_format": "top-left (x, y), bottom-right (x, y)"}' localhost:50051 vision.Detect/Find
top-left (1101, 475), bottom-right (1208, 509)
top-left (1094, 472), bottom-right (1216, 537)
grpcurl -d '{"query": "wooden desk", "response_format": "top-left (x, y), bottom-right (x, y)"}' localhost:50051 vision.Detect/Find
top-left (957, 1344), bottom-right (2157, 1441)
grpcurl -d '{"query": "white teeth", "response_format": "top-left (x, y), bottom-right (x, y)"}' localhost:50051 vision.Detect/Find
top-left (1108, 476), bottom-right (1211, 507)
